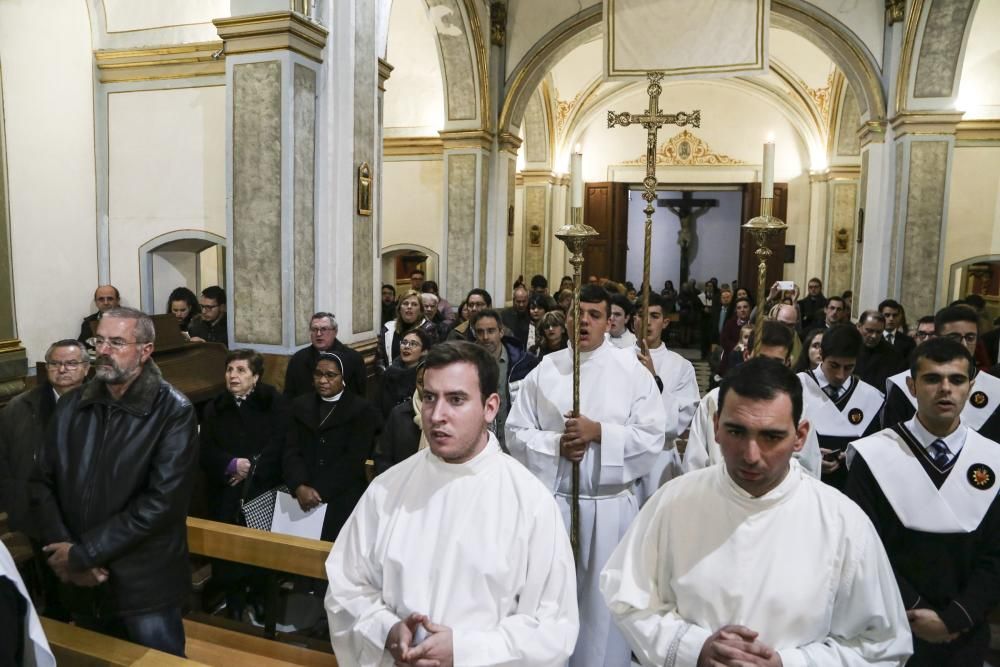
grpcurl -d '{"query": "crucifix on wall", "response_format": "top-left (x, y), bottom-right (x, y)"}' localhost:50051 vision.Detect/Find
top-left (657, 191), bottom-right (718, 286)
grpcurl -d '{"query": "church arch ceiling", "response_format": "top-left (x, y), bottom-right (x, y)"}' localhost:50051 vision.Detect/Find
top-left (499, 0), bottom-right (885, 139)
top-left (912, 0), bottom-right (977, 101)
top-left (422, 0), bottom-right (488, 129)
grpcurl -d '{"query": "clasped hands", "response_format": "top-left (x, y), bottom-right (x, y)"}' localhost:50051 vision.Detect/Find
top-left (42, 542), bottom-right (108, 587)
top-left (907, 608), bottom-right (960, 644)
top-left (559, 411), bottom-right (602, 462)
top-left (386, 612), bottom-right (453, 667)
top-left (699, 625), bottom-right (782, 667)
top-left (228, 457), bottom-right (252, 486)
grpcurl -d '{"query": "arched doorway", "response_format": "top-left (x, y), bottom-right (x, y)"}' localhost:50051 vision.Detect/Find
top-left (381, 244), bottom-right (440, 294)
top-left (139, 231), bottom-right (227, 314)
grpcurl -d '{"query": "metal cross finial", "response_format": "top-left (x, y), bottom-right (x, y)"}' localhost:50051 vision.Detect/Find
top-left (608, 71), bottom-right (701, 346)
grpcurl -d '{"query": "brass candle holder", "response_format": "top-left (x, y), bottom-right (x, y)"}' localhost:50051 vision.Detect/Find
top-left (743, 197), bottom-right (787, 331)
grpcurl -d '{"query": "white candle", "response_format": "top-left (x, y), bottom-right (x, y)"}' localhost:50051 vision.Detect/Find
top-left (571, 151), bottom-right (583, 208)
top-left (762, 140), bottom-right (775, 199)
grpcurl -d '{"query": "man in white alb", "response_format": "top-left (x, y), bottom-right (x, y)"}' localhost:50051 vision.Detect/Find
top-left (601, 357), bottom-right (912, 667)
top-left (634, 291), bottom-right (699, 505)
top-left (685, 320), bottom-right (822, 478)
top-left (326, 341), bottom-right (578, 667)
top-left (507, 283), bottom-right (667, 667)
top-left (607, 292), bottom-right (638, 350)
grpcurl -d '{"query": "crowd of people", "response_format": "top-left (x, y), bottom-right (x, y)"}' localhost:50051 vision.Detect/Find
top-left (1, 269), bottom-right (999, 667)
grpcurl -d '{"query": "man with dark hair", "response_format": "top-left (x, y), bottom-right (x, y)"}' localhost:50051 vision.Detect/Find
top-left (855, 310), bottom-right (906, 391)
top-left (913, 315), bottom-right (936, 345)
top-left (809, 295), bottom-right (848, 334)
top-left (507, 283), bottom-right (666, 667)
top-left (447, 288), bottom-right (493, 341)
top-left (798, 324), bottom-right (884, 490)
top-left (284, 312), bottom-right (367, 398)
top-left (409, 269), bottom-right (425, 292)
top-left (500, 284), bottom-right (532, 347)
top-left (33, 307), bottom-right (198, 656)
top-left (78, 285), bottom-right (121, 345)
top-left (879, 298), bottom-right (916, 360)
top-left (686, 321), bottom-right (822, 478)
top-left (633, 291), bottom-right (698, 505)
top-left (607, 292), bottom-right (636, 349)
top-left (603, 357), bottom-right (911, 667)
top-left (188, 285), bottom-right (228, 346)
top-left (381, 284), bottom-right (397, 326)
top-left (848, 338), bottom-right (1000, 666)
top-left (882, 305), bottom-right (1000, 442)
top-left (797, 277), bottom-right (827, 331)
top-left (470, 308), bottom-right (539, 450)
top-left (719, 296), bottom-right (751, 354)
top-left (326, 341), bottom-right (579, 666)
top-left (529, 273), bottom-right (549, 296)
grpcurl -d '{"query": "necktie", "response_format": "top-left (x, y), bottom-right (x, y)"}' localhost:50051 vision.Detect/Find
top-left (886, 332), bottom-right (894, 345)
top-left (929, 439), bottom-right (951, 468)
top-left (823, 385), bottom-right (840, 401)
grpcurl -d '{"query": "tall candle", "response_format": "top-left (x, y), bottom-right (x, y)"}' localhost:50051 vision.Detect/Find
top-left (762, 140), bottom-right (775, 199)
top-left (571, 151), bottom-right (583, 208)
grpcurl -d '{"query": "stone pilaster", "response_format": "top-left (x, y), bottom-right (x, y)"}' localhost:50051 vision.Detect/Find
top-left (887, 112), bottom-right (961, 318)
top-left (215, 11), bottom-right (326, 352)
top-left (0, 76), bottom-right (26, 397)
top-left (492, 132), bottom-right (520, 305)
top-left (440, 130), bottom-right (493, 304)
top-left (517, 170), bottom-right (562, 284)
top-left (821, 167), bottom-right (862, 300)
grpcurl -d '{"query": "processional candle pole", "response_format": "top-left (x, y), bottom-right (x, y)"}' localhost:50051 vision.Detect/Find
top-left (555, 147), bottom-right (598, 561)
top-left (744, 137), bottom-right (786, 333)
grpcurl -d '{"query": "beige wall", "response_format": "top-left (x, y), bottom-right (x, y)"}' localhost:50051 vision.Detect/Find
top-left (0, 0), bottom-right (98, 364)
top-left (944, 146), bottom-right (1000, 270)
top-left (382, 158), bottom-right (445, 257)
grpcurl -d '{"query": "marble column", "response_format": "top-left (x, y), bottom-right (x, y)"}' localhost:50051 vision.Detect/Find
top-left (817, 167), bottom-right (861, 300)
top-left (806, 170), bottom-right (829, 287)
top-left (855, 124), bottom-right (894, 310)
top-left (518, 170), bottom-right (560, 284)
top-left (0, 92), bottom-right (27, 397)
top-left (440, 130), bottom-right (493, 304)
top-left (491, 132), bottom-right (520, 305)
top-left (214, 11), bottom-right (327, 352)
top-left (886, 113), bottom-right (961, 319)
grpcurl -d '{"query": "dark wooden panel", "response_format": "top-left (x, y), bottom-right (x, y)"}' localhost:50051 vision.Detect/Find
top-left (582, 182), bottom-right (629, 282)
top-left (739, 182), bottom-right (788, 294)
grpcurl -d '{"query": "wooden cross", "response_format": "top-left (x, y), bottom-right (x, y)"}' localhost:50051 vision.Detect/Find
top-left (608, 72), bottom-right (700, 343)
top-left (657, 191), bottom-right (718, 286)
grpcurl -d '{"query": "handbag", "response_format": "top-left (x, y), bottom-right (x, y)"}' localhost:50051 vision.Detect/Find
top-left (238, 455), bottom-right (289, 532)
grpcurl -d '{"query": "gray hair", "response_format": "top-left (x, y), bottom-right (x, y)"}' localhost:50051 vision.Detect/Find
top-left (45, 339), bottom-right (89, 364)
top-left (420, 293), bottom-right (439, 306)
top-left (311, 311), bottom-right (338, 329)
top-left (102, 307), bottom-right (156, 344)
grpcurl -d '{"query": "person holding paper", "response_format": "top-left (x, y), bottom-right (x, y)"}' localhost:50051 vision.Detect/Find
top-left (282, 352), bottom-right (381, 541)
top-left (326, 341), bottom-right (579, 666)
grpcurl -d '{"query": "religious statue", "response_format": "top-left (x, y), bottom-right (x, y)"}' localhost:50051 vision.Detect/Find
top-left (659, 192), bottom-right (718, 285)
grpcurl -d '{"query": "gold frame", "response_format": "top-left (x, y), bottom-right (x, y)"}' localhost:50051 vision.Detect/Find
top-left (357, 162), bottom-right (372, 216)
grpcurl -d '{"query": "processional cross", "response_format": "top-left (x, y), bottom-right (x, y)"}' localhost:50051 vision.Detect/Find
top-left (608, 72), bottom-right (701, 340)
top-left (657, 191), bottom-right (718, 286)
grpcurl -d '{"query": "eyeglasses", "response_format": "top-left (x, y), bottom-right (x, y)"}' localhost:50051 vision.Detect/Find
top-left (87, 337), bottom-right (144, 351)
top-left (47, 360), bottom-right (85, 370)
top-left (945, 332), bottom-right (978, 344)
top-left (914, 331), bottom-right (933, 339)
top-left (310, 326), bottom-right (334, 335)
top-left (399, 340), bottom-right (422, 349)
top-left (312, 371), bottom-right (341, 380)
top-left (199, 303), bottom-right (220, 311)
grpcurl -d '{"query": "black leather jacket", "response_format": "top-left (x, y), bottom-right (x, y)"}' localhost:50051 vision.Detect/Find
top-left (32, 361), bottom-right (198, 616)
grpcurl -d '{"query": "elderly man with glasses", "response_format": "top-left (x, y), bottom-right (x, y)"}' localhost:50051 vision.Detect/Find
top-left (283, 311), bottom-right (367, 398)
top-left (32, 307), bottom-right (198, 656)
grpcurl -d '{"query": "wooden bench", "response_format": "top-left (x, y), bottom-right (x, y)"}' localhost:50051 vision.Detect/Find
top-left (41, 617), bottom-right (208, 666)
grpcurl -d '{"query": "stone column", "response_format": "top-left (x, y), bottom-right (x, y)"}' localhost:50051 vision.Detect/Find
top-left (805, 170), bottom-right (829, 286)
top-left (518, 170), bottom-right (561, 285)
top-left (819, 167), bottom-right (861, 300)
top-left (439, 130), bottom-right (493, 304)
top-left (214, 11), bottom-right (327, 352)
top-left (492, 132), bottom-right (520, 304)
top-left (886, 113), bottom-right (961, 318)
top-left (0, 93), bottom-right (26, 398)
top-left (855, 123), bottom-right (893, 310)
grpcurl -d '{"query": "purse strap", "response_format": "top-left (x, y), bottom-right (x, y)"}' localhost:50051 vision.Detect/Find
top-left (239, 454), bottom-right (262, 505)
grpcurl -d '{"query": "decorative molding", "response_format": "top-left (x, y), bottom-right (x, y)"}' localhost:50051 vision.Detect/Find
top-left (490, 1), bottom-right (507, 46)
top-left (955, 120), bottom-right (1000, 143)
top-left (555, 90), bottom-right (583, 135)
top-left (498, 131), bottom-right (522, 155)
top-left (378, 58), bottom-right (394, 92)
top-left (890, 111), bottom-right (964, 138)
top-left (894, 0), bottom-right (925, 115)
top-left (439, 129), bottom-right (494, 151)
top-left (383, 137), bottom-right (444, 157)
top-left (213, 11), bottom-right (328, 63)
top-left (886, 0), bottom-right (905, 25)
top-left (803, 70), bottom-right (835, 122)
top-left (519, 169), bottom-right (560, 185)
top-left (859, 119), bottom-right (887, 146)
top-left (94, 41), bottom-right (225, 83)
top-left (621, 130), bottom-right (746, 166)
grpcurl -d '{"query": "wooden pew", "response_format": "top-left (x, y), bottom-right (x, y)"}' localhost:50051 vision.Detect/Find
top-left (41, 617), bottom-right (208, 666)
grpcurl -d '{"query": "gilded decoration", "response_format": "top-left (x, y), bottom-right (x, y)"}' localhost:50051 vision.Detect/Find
top-left (803, 71), bottom-right (835, 123)
top-left (622, 130), bottom-right (746, 166)
top-left (556, 91), bottom-right (583, 135)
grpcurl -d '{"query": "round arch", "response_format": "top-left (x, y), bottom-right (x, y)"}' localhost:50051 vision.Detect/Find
top-left (947, 254), bottom-right (1000, 304)
top-left (138, 230), bottom-right (227, 314)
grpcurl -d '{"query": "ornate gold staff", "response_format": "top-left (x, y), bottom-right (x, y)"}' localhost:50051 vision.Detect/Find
top-left (555, 206), bottom-right (598, 560)
top-left (744, 195), bottom-right (786, 334)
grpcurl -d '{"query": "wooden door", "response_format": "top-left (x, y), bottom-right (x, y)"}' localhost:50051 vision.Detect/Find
top-left (739, 182), bottom-right (788, 293)
top-left (582, 182), bottom-right (628, 282)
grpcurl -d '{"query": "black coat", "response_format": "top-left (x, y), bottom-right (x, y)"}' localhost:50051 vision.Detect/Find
top-left (199, 383), bottom-right (289, 524)
top-left (0, 386), bottom-right (57, 537)
top-left (373, 399), bottom-right (421, 475)
top-left (31, 361), bottom-right (198, 616)
top-left (283, 391), bottom-right (381, 541)
top-left (377, 359), bottom-right (418, 419)
top-left (856, 340), bottom-right (906, 394)
top-left (283, 340), bottom-right (367, 399)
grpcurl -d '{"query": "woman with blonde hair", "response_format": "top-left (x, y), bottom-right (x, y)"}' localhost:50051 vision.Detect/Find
top-left (532, 310), bottom-right (568, 357)
top-left (376, 289), bottom-right (438, 371)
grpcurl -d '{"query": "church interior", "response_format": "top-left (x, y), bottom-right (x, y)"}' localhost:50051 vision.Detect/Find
top-left (2, 0), bottom-right (1000, 664)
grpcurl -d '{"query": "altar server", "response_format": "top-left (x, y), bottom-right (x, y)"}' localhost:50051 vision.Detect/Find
top-left (847, 337), bottom-right (1000, 666)
top-left (881, 305), bottom-right (1000, 442)
top-left (798, 324), bottom-right (884, 489)
top-left (685, 320), bottom-right (822, 478)
top-left (601, 357), bottom-right (912, 667)
top-left (326, 342), bottom-right (578, 667)
top-left (506, 283), bottom-right (667, 667)
top-left (633, 291), bottom-right (698, 505)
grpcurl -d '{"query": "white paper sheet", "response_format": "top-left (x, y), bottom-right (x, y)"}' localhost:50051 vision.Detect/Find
top-left (270, 491), bottom-right (328, 540)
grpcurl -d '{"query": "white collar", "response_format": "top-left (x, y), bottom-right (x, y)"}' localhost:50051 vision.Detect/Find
top-left (906, 415), bottom-right (967, 455)
top-left (321, 390), bottom-right (344, 403)
top-left (812, 365), bottom-right (853, 394)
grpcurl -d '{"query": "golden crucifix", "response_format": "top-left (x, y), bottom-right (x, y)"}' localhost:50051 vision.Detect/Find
top-left (608, 72), bottom-right (700, 342)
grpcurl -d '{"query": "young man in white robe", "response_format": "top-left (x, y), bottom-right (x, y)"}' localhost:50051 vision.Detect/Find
top-left (607, 292), bottom-right (637, 350)
top-left (881, 305), bottom-right (1000, 443)
top-left (325, 341), bottom-right (579, 667)
top-left (847, 338), bottom-right (1000, 666)
top-left (799, 323), bottom-right (884, 490)
top-left (506, 283), bottom-right (667, 667)
top-left (633, 291), bottom-right (699, 505)
top-left (685, 320), bottom-right (822, 478)
top-left (601, 357), bottom-right (913, 667)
